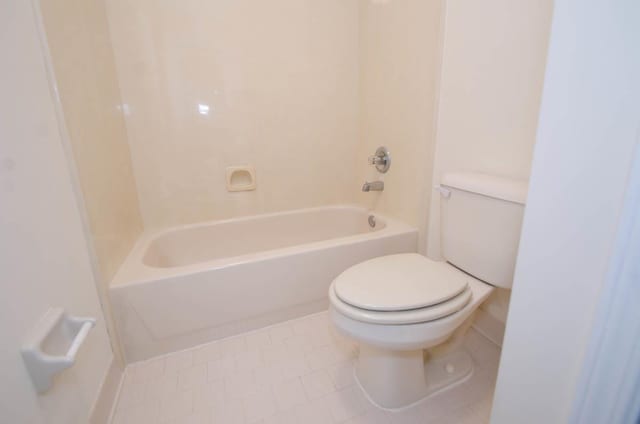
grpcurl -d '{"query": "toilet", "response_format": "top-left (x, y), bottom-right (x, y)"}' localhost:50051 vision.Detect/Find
top-left (329, 172), bottom-right (528, 409)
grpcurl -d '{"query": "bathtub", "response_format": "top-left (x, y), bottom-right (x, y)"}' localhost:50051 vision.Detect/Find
top-left (110, 205), bottom-right (417, 362)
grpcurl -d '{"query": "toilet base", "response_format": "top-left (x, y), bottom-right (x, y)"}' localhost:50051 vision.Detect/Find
top-left (354, 345), bottom-right (474, 410)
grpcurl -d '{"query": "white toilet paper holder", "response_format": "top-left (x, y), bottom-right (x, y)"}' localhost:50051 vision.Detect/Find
top-left (21, 308), bottom-right (96, 394)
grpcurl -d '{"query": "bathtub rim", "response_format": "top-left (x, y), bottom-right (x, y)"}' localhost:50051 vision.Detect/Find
top-left (111, 205), bottom-right (417, 288)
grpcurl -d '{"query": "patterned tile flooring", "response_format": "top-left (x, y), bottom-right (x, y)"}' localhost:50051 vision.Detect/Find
top-left (111, 311), bottom-right (500, 424)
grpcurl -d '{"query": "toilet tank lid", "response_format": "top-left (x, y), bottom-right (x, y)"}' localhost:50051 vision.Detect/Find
top-left (441, 172), bottom-right (528, 205)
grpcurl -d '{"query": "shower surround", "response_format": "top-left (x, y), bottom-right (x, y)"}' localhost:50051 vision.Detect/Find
top-left (105, 0), bottom-right (361, 230)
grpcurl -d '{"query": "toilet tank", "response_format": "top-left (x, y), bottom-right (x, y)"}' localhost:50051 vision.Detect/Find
top-left (439, 173), bottom-right (528, 289)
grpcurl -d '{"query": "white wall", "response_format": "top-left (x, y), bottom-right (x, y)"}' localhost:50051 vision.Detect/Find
top-left (105, 0), bottom-right (361, 230)
top-left (426, 0), bottom-right (554, 324)
top-left (0, 1), bottom-right (116, 422)
top-left (491, 0), bottom-right (640, 422)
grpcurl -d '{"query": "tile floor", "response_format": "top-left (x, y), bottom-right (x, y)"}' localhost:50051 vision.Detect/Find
top-left (111, 312), bottom-right (501, 424)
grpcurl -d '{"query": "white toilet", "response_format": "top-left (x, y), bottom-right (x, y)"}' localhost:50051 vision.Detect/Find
top-left (329, 172), bottom-right (527, 409)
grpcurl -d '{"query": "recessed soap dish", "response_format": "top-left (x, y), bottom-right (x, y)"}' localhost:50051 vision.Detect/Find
top-left (21, 308), bottom-right (96, 394)
top-left (226, 165), bottom-right (256, 192)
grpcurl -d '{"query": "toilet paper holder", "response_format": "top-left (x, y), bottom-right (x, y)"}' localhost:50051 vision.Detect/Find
top-left (21, 308), bottom-right (96, 394)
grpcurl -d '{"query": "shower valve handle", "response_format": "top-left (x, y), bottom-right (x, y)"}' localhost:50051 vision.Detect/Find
top-left (368, 156), bottom-right (386, 165)
top-left (367, 146), bottom-right (391, 173)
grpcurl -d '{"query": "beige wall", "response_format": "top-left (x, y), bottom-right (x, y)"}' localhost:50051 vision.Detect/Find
top-left (105, 0), bottom-right (361, 230)
top-left (427, 0), bottom-right (554, 323)
top-left (40, 0), bottom-right (143, 283)
top-left (40, 0), bottom-right (144, 364)
top-left (355, 0), bottom-right (443, 249)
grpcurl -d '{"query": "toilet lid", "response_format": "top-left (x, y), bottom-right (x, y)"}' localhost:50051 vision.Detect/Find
top-left (330, 282), bottom-right (472, 325)
top-left (333, 254), bottom-right (469, 312)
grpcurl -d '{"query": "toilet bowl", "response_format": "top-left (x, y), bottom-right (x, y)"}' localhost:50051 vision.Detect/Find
top-left (329, 254), bottom-right (493, 409)
top-left (329, 172), bottom-right (528, 409)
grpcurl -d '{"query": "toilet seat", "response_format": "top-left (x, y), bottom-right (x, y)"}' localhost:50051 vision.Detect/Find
top-left (330, 254), bottom-right (476, 325)
top-left (330, 282), bottom-right (472, 325)
top-left (334, 254), bottom-right (469, 312)
top-left (330, 275), bottom-right (493, 350)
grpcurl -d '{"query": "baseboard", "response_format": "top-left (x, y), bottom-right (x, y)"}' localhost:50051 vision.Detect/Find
top-left (89, 359), bottom-right (123, 424)
top-left (472, 308), bottom-right (506, 347)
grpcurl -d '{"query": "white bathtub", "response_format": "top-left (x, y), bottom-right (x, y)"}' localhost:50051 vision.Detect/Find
top-left (110, 205), bottom-right (417, 362)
